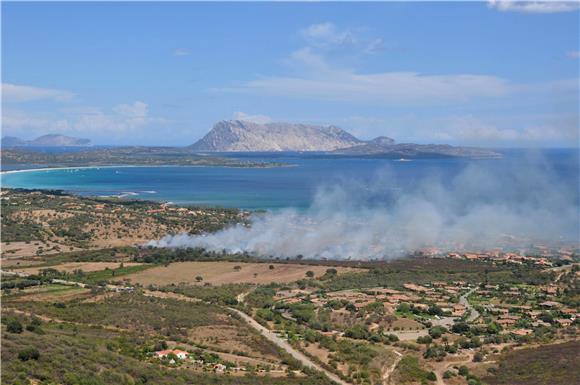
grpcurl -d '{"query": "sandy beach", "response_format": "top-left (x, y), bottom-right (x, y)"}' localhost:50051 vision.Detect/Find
top-left (0, 165), bottom-right (142, 175)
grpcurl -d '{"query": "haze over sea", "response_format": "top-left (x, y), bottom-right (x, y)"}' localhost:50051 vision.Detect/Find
top-left (1, 149), bottom-right (578, 209)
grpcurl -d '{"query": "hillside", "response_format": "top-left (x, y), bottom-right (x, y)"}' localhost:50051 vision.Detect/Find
top-left (333, 142), bottom-right (501, 158)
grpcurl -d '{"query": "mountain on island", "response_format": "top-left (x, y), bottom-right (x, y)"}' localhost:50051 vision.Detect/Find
top-left (189, 120), bottom-right (362, 152)
top-left (1, 134), bottom-right (91, 147)
top-left (189, 119), bottom-right (500, 158)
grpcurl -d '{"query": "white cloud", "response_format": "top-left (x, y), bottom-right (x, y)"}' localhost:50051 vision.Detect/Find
top-left (223, 70), bottom-right (511, 106)
top-left (567, 50), bottom-right (580, 58)
top-left (487, 1), bottom-right (580, 13)
top-left (2, 83), bottom-right (74, 102)
top-left (434, 115), bottom-right (579, 145)
top-left (300, 22), bottom-right (385, 56)
top-left (217, 23), bottom-right (513, 106)
top-left (173, 48), bottom-right (190, 56)
top-left (3, 101), bottom-right (163, 138)
top-left (113, 101), bottom-right (149, 118)
top-left (301, 22), bottom-right (356, 49)
top-left (232, 111), bottom-right (273, 124)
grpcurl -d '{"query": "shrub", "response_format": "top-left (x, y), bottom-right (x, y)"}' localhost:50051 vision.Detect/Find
top-left (6, 318), bottom-right (23, 333)
top-left (18, 347), bottom-right (40, 361)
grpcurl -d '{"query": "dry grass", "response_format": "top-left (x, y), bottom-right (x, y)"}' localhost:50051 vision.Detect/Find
top-left (1, 241), bottom-right (83, 258)
top-left (125, 261), bottom-right (354, 286)
top-left (13, 261), bottom-right (143, 275)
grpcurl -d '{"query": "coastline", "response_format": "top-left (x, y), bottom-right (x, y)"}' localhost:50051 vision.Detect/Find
top-left (0, 165), bottom-right (142, 175)
top-left (0, 162), bottom-right (294, 176)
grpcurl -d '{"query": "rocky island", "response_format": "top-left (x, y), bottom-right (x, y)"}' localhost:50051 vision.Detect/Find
top-left (190, 120), bottom-right (501, 158)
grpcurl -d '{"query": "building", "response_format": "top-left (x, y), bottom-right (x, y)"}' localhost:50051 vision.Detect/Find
top-left (155, 349), bottom-right (189, 360)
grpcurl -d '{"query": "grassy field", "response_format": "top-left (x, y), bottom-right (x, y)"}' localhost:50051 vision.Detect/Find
top-left (5, 284), bottom-right (91, 302)
top-left (124, 261), bottom-right (355, 286)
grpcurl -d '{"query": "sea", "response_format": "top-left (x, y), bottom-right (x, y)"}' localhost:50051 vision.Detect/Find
top-left (1, 149), bottom-right (579, 211)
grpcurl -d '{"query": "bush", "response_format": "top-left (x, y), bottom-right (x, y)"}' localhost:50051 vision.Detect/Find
top-left (458, 365), bottom-right (469, 376)
top-left (6, 318), bottom-right (23, 334)
top-left (417, 335), bottom-right (432, 344)
top-left (426, 372), bottom-right (437, 381)
top-left (18, 347), bottom-right (40, 361)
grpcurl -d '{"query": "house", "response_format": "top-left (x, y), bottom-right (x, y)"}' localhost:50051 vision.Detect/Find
top-left (452, 304), bottom-right (466, 317)
top-left (543, 286), bottom-right (558, 295)
top-left (155, 349), bottom-right (189, 360)
top-left (556, 319), bottom-right (573, 327)
top-left (213, 363), bottom-right (227, 373)
top-left (413, 303), bottom-right (430, 312)
top-left (539, 301), bottom-right (561, 308)
top-left (403, 283), bottom-right (429, 293)
top-left (532, 320), bottom-right (551, 328)
top-left (511, 329), bottom-right (533, 336)
top-left (496, 319), bottom-right (516, 327)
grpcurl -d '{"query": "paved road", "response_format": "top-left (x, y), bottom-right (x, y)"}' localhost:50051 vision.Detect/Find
top-left (460, 287), bottom-right (480, 322)
top-left (228, 307), bottom-right (350, 385)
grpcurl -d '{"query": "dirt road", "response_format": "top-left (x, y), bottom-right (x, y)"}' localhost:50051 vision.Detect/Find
top-left (382, 350), bottom-right (403, 385)
top-left (228, 307), bottom-right (350, 385)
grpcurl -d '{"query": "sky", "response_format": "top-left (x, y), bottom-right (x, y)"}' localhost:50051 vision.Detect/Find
top-left (2, 1), bottom-right (579, 147)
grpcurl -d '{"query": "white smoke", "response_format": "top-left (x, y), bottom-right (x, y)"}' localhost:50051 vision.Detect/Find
top-left (149, 153), bottom-right (579, 259)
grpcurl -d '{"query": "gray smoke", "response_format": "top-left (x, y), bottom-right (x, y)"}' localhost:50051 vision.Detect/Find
top-left (149, 153), bottom-right (579, 259)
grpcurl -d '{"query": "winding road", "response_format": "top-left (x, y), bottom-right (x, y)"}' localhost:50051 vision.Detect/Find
top-left (460, 287), bottom-right (480, 322)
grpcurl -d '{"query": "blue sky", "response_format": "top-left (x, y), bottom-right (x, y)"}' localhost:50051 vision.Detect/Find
top-left (2, 1), bottom-right (579, 147)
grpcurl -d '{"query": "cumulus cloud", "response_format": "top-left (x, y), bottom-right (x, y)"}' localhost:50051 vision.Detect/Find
top-left (149, 155), bottom-right (579, 259)
top-left (487, 1), bottom-right (580, 13)
top-left (232, 111), bottom-right (273, 124)
top-left (2, 83), bottom-right (74, 102)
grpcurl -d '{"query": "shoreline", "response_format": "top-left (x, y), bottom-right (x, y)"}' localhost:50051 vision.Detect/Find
top-left (0, 165), bottom-right (143, 175)
top-left (0, 162), bottom-right (295, 176)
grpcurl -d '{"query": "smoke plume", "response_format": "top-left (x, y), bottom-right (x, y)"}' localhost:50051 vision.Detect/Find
top-left (149, 152), bottom-right (579, 259)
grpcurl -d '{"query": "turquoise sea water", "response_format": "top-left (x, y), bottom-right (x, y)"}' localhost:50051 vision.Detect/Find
top-left (2, 150), bottom-right (578, 211)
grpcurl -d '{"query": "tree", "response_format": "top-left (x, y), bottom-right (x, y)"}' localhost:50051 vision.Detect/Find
top-left (452, 322), bottom-right (470, 334)
top-left (325, 268), bottom-right (337, 276)
top-left (195, 276), bottom-right (203, 282)
top-left (429, 326), bottom-right (447, 339)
